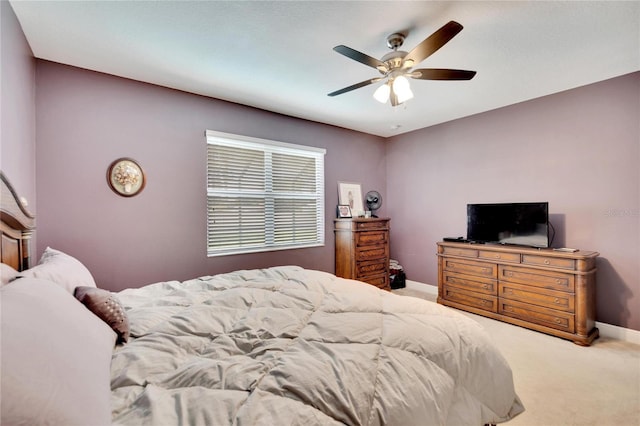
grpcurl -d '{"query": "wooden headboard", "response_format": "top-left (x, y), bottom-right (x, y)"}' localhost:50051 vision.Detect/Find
top-left (1, 172), bottom-right (35, 271)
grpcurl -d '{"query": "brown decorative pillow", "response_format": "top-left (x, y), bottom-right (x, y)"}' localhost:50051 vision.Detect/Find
top-left (74, 286), bottom-right (130, 343)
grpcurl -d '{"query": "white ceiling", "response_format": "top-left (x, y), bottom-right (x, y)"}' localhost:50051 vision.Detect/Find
top-left (10, 1), bottom-right (640, 138)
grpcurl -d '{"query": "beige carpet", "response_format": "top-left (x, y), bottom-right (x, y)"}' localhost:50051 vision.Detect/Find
top-left (392, 287), bottom-right (640, 426)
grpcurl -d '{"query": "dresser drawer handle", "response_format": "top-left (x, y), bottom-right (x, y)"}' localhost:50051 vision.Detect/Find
top-left (554, 298), bottom-right (560, 304)
top-left (544, 259), bottom-right (550, 265)
top-left (556, 279), bottom-right (563, 284)
top-left (495, 254), bottom-right (501, 259)
top-left (505, 289), bottom-right (513, 295)
top-left (481, 300), bottom-right (491, 306)
top-left (482, 284), bottom-right (489, 290)
top-left (482, 268), bottom-right (489, 273)
top-left (555, 318), bottom-right (562, 324)
top-left (506, 272), bottom-right (513, 277)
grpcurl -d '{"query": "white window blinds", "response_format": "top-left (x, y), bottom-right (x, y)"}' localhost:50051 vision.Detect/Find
top-left (206, 130), bottom-right (326, 256)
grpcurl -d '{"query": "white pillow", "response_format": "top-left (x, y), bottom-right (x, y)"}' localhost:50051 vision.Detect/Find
top-left (1, 278), bottom-right (116, 425)
top-left (1, 263), bottom-right (19, 286)
top-left (19, 247), bottom-right (96, 293)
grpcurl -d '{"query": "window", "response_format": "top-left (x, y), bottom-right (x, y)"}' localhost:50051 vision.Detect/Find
top-left (206, 130), bottom-right (326, 256)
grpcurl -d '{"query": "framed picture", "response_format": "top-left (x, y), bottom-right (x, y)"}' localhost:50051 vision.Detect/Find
top-left (107, 158), bottom-right (146, 197)
top-left (337, 181), bottom-right (364, 216)
top-left (337, 204), bottom-right (352, 218)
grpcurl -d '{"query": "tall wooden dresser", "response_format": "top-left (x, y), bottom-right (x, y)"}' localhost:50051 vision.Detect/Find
top-left (334, 218), bottom-right (390, 291)
top-left (437, 241), bottom-right (599, 345)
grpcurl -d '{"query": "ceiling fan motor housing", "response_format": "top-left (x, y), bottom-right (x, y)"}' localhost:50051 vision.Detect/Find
top-left (380, 51), bottom-right (408, 73)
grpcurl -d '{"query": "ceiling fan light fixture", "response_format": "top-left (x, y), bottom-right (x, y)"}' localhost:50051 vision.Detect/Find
top-left (396, 87), bottom-right (414, 104)
top-left (392, 75), bottom-right (414, 104)
top-left (373, 82), bottom-right (391, 103)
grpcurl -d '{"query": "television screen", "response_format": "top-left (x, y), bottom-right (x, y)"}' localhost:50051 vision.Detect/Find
top-left (467, 202), bottom-right (549, 248)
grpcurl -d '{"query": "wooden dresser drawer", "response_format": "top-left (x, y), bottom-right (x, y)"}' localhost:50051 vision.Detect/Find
top-left (478, 250), bottom-right (520, 263)
top-left (499, 265), bottom-right (574, 292)
top-left (362, 274), bottom-right (389, 290)
top-left (443, 287), bottom-right (497, 313)
top-left (355, 231), bottom-right (387, 247)
top-left (442, 271), bottom-right (497, 295)
top-left (356, 244), bottom-right (388, 262)
top-left (499, 282), bottom-right (574, 312)
top-left (500, 299), bottom-right (575, 333)
top-left (356, 260), bottom-right (387, 277)
top-left (522, 254), bottom-right (575, 270)
top-left (441, 246), bottom-right (478, 258)
top-left (356, 220), bottom-right (388, 230)
top-left (443, 259), bottom-right (497, 278)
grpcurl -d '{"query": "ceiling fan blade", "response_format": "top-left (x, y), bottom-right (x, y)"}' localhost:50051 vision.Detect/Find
top-left (411, 68), bottom-right (477, 80)
top-left (403, 21), bottom-right (463, 66)
top-left (328, 78), bottom-right (382, 97)
top-left (333, 45), bottom-right (387, 71)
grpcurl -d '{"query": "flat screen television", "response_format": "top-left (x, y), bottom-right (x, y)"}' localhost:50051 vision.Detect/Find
top-left (466, 202), bottom-right (549, 248)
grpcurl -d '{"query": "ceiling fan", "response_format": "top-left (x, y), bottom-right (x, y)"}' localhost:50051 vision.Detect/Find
top-left (328, 21), bottom-right (476, 106)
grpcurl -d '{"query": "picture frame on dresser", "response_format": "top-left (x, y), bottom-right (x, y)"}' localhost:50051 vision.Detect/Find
top-left (337, 204), bottom-right (352, 218)
top-left (337, 182), bottom-right (364, 216)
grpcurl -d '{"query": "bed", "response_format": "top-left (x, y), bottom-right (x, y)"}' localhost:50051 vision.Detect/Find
top-left (0, 171), bottom-right (524, 425)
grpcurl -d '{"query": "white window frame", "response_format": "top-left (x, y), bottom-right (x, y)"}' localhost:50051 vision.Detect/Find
top-left (206, 130), bottom-right (326, 257)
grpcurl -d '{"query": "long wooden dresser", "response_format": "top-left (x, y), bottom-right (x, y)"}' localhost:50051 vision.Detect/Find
top-left (437, 241), bottom-right (599, 345)
top-left (334, 218), bottom-right (390, 291)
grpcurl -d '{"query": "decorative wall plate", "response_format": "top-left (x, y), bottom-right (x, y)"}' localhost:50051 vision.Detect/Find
top-left (107, 158), bottom-right (146, 197)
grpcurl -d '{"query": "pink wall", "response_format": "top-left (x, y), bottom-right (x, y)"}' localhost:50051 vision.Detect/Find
top-left (34, 61), bottom-right (387, 291)
top-left (1, 1), bottom-right (36, 210)
top-left (386, 72), bottom-right (640, 331)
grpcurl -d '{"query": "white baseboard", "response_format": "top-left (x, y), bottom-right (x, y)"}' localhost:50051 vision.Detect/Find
top-left (404, 280), bottom-right (640, 345)
top-left (595, 321), bottom-right (640, 345)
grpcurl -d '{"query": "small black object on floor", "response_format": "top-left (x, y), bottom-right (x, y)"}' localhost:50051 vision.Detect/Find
top-left (390, 259), bottom-right (406, 289)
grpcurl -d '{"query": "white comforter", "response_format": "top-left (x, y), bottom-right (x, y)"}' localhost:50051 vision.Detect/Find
top-left (110, 266), bottom-right (523, 425)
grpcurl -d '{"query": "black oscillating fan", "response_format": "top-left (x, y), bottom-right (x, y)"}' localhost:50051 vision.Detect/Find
top-left (365, 191), bottom-right (382, 217)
